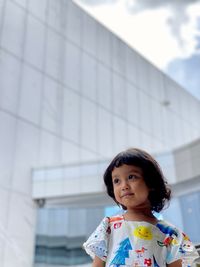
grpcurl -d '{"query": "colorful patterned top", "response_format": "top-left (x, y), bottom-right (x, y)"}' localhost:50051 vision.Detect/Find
top-left (83, 215), bottom-right (198, 267)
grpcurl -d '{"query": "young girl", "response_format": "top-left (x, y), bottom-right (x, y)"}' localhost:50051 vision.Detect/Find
top-left (83, 148), bottom-right (198, 267)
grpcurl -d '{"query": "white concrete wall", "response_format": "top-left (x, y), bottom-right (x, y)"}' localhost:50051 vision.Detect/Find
top-left (174, 138), bottom-right (200, 182)
top-left (0, 0), bottom-right (200, 266)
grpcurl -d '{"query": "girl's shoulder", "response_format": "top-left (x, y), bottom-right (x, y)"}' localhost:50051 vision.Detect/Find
top-left (156, 220), bottom-right (188, 239)
top-left (156, 221), bottom-right (199, 264)
top-left (156, 220), bottom-right (180, 234)
top-left (155, 220), bottom-right (195, 249)
top-left (107, 214), bottom-right (124, 224)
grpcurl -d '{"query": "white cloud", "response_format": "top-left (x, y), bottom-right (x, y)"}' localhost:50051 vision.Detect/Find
top-left (74, 0), bottom-right (200, 69)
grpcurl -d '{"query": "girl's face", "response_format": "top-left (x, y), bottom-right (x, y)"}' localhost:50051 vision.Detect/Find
top-left (111, 164), bottom-right (150, 211)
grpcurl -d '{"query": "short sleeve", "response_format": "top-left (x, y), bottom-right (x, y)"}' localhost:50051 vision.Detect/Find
top-left (83, 217), bottom-right (110, 262)
top-left (166, 230), bottom-right (199, 266)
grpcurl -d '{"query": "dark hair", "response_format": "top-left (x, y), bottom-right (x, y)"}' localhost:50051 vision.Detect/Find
top-left (103, 148), bottom-right (171, 213)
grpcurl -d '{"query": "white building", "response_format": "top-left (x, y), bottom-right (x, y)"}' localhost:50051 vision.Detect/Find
top-left (0, 0), bottom-right (200, 266)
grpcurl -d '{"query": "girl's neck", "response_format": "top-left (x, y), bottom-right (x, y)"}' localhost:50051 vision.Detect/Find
top-left (123, 209), bottom-right (158, 224)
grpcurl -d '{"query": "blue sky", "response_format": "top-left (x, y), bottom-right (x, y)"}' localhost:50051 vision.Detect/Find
top-left (74, 0), bottom-right (200, 100)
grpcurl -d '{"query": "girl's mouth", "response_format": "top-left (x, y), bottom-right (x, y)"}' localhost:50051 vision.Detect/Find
top-left (121, 193), bottom-right (134, 198)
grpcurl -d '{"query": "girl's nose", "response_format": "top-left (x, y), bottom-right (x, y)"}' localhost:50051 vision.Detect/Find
top-left (121, 180), bottom-right (130, 190)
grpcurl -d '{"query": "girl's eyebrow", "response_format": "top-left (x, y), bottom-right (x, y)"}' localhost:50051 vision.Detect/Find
top-left (128, 169), bottom-right (142, 175)
top-left (122, 168), bottom-right (142, 175)
top-left (112, 174), bottom-right (119, 179)
top-left (112, 168), bottom-right (142, 178)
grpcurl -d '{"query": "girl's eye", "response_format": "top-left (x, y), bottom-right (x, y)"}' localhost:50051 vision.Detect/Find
top-left (128, 174), bottom-right (137, 180)
top-left (113, 178), bottom-right (120, 184)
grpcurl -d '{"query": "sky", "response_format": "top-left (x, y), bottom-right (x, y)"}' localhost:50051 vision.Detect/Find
top-left (74, 0), bottom-right (200, 100)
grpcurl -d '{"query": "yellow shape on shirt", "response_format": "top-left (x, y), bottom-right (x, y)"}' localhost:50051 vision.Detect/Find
top-left (133, 226), bottom-right (152, 240)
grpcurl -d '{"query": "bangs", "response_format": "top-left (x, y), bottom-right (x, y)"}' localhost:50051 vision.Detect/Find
top-left (112, 152), bottom-right (143, 170)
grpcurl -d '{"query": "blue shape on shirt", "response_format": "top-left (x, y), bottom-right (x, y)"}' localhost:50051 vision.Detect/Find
top-left (110, 238), bottom-right (132, 266)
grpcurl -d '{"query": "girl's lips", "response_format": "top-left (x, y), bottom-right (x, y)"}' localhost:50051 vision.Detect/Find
top-left (121, 192), bottom-right (134, 198)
